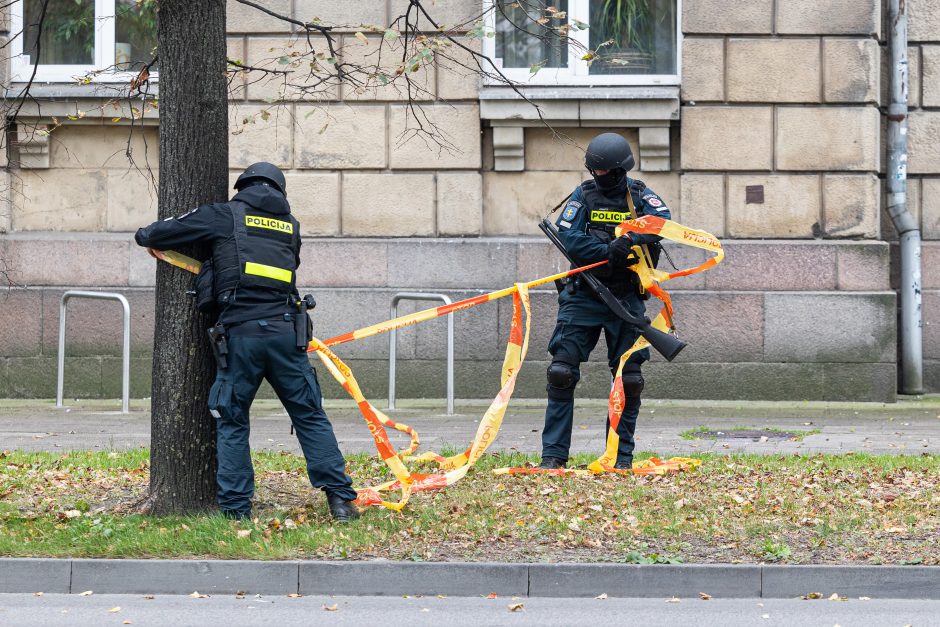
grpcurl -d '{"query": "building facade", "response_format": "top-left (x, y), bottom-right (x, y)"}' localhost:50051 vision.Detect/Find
top-left (1, 0), bottom-right (938, 402)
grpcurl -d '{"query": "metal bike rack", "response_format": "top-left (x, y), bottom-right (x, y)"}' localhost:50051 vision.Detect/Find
top-left (56, 291), bottom-right (131, 414)
top-left (388, 292), bottom-right (454, 415)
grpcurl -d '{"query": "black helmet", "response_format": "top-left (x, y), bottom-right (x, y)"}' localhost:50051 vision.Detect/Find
top-left (234, 162), bottom-right (287, 195)
top-left (584, 133), bottom-right (635, 172)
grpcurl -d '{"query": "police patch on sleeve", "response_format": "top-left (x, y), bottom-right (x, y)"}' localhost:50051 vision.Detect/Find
top-left (561, 200), bottom-right (582, 221)
top-left (642, 193), bottom-right (665, 209)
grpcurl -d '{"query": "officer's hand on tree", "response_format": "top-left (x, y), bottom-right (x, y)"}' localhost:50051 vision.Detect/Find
top-left (608, 235), bottom-right (638, 267)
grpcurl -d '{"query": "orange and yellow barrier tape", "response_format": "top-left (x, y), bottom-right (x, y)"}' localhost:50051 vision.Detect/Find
top-left (147, 216), bottom-right (722, 510)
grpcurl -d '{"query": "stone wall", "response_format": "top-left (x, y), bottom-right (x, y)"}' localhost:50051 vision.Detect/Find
top-left (3, 0), bottom-right (937, 402)
top-left (0, 235), bottom-right (895, 402)
top-left (902, 0), bottom-right (940, 390)
top-left (226, 0), bottom-right (485, 237)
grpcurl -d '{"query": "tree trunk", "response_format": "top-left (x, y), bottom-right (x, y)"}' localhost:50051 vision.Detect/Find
top-left (149, 0), bottom-right (229, 515)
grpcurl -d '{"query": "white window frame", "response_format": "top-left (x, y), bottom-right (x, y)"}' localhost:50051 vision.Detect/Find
top-left (482, 0), bottom-right (681, 87)
top-left (9, 0), bottom-right (155, 83)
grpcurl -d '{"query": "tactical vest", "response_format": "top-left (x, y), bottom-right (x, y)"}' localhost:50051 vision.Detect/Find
top-left (212, 201), bottom-right (299, 300)
top-left (579, 179), bottom-right (647, 288)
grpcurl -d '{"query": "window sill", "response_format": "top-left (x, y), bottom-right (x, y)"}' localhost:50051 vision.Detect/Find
top-left (480, 85), bottom-right (679, 172)
top-left (7, 81), bottom-right (159, 98)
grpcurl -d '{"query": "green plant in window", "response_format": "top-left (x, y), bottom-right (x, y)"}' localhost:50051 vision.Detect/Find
top-left (116, 0), bottom-right (158, 55)
top-left (51, 0), bottom-right (95, 56)
top-left (599, 0), bottom-right (654, 53)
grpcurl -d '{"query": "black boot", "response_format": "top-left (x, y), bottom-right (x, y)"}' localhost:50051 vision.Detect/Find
top-left (222, 508), bottom-right (251, 521)
top-left (614, 459), bottom-right (632, 470)
top-left (538, 457), bottom-right (567, 469)
top-left (327, 494), bottom-right (360, 523)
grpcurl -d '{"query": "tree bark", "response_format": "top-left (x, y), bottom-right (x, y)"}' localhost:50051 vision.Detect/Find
top-left (149, 0), bottom-right (229, 514)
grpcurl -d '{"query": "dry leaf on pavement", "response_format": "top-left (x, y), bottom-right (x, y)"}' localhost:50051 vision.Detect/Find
top-left (323, 604), bottom-right (338, 611)
top-left (507, 603), bottom-right (525, 612)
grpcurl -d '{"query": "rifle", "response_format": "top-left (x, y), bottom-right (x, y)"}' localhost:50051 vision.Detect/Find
top-left (539, 218), bottom-right (686, 362)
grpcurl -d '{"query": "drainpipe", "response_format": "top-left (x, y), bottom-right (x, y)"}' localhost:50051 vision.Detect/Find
top-left (886, 0), bottom-right (923, 394)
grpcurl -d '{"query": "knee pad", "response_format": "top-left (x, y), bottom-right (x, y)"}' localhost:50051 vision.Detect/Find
top-left (546, 360), bottom-right (579, 400)
top-left (621, 364), bottom-right (644, 398)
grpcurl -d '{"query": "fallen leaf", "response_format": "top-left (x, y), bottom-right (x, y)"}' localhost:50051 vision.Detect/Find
top-left (79, 590), bottom-right (94, 596)
top-left (108, 607), bottom-right (121, 613)
top-left (595, 593), bottom-right (608, 600)
top-left (486, 592), bottom-right (498, 599)
top-left (64, 510), bottom-right (82, 519)
top-left (828, 593), bottom-right (847, 601)
top-left (236, 529), bottom-right (251, 538)
top-left (123, 621), bottom-right (132, 625)
top-left (190, 591), bottom-right (208, 599)
top-left (355, 32), bottom-right (369, 45)
top-left (143, 595), bottom-right (154, 600)
top-left (33, 592), bottom-right (44, 597)
top-left (859, 596), bottom-right (871, 601)
top-left (666, 597), bottom-right (681, 603)
top-left (323, 604), bottom-right (338, 611)
top-left (802, 592), bottom-right (823, 600)
top-left (699, 592), bottom-right (712, 600)
top-left (507, 603), bottom-right (525, 612)
top-left (287, 593), bottom-right (302, 598)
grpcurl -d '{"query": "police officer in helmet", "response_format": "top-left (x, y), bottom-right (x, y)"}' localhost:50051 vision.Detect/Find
top-left (540, 133), bottom-right (671, 470)
top-left (135, 162), bottom-right (360, 522)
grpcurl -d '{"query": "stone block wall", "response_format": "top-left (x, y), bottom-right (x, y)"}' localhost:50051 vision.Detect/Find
top-left (0, 234), bottom-right (896, 402)
top-left (5, 126), bottom-right (159, 233)
top-left (1, 0), bottom-right (930, 402)
top-left (681, 0), bottom-right (884, 240)
top-left (226, 0), bottom-right (485, 238)
top-left (900, 0), bottom-right (940, 390)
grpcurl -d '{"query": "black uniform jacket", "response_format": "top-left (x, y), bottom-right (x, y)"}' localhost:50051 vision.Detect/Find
top-left (135, 185), bottom-right (300, 324)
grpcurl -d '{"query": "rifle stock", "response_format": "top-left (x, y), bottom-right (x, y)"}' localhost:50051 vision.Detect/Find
top-left (539, 219), bottom-right (686, 362)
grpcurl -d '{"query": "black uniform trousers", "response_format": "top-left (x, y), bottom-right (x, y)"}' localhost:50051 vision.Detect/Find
top-left (541, 286), bottom-right (648, 465)
top-left (208, 318), bottom-right (357, 515)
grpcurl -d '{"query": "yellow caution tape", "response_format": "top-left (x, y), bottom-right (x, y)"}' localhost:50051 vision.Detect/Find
top-left (147, 217), bottom-right (723, 509)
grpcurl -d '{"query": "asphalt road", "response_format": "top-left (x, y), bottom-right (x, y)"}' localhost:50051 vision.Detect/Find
top-left (1, 594), bottom-right (938, 626)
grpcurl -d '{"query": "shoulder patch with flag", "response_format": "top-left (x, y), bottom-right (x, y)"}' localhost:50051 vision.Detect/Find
top-left (561, 200), bottom-right (582, 221)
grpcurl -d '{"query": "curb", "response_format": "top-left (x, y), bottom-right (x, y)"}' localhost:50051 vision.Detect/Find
top-left (2, 559), bottom-right (940, 599)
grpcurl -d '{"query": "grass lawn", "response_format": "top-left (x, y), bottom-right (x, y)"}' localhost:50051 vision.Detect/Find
top-left (1, 449), bottom-right (938, 565)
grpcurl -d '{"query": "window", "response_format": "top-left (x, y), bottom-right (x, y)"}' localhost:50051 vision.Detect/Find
top-left (10, 0), bottom-right (158, 83)
top-left (485, 0), bottom-right (679, 85)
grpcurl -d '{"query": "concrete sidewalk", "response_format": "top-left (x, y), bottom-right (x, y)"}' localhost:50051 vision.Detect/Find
top-left (2, 399), bottom-right (940, 599)
top-left (1, 397), bottom-right (938, 456)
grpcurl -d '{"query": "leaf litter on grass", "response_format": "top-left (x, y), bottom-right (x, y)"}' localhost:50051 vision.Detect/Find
top-left (0, 450), bottom-right (938, 565)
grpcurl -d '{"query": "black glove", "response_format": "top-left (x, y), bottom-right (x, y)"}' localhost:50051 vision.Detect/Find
top-left (608, 235), bottom-right (638, 267)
